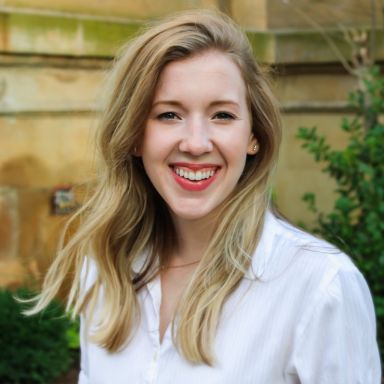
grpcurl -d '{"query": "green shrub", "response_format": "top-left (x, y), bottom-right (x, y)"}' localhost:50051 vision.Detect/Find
top-left (296, 66), bottom-right (384, 366)
top-left (0, 288), bottom-right (76, 383)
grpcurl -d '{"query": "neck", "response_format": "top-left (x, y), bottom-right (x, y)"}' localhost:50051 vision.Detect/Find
top-left (170, 214), bottom-right (217, 264)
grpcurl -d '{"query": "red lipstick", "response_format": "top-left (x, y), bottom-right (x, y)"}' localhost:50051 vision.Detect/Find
top-left (171, 162), bottom-right (218, 170)
top-left (170, 163), bottom-right (219, 192)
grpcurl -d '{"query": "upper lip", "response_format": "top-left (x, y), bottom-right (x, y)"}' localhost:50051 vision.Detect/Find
top-left (170, 162), bottom-right (220, 171)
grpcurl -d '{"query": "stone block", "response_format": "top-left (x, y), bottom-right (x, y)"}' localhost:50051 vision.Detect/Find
top-left (0, 65), bottom-right (105, 114)
top-left (232, 0), bottom-right (267, 29)
top-left (274, 73), bottom-right (356, 105)
top-left (0, 115), bottom-right (95, 188)
top-left (275, 113), bottom-right (351, 223)
top-left (267, 0), bottom-right (381, 30)
top-left (0, 259), bottom-right (25, 287)
top-left (17, 187), bottom-right (68, 279)
top-left (0, 0), bottom-right (194, 19)
top-left (0, 186), bottom-right (81, 287)
top-left (1, 7), bottom-right (383, 64)
top-left (1, 0), bottom-right (378, 31)
top-left (1, 11), bottom-right (141, 56)
top-left (0, 187), bottom-right (18, 260)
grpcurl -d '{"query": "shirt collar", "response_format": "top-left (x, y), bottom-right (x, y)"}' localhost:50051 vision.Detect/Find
top-left (244, 210), bottom-right (280, 280)
top-left (132, 210), bottom-right (280, 280)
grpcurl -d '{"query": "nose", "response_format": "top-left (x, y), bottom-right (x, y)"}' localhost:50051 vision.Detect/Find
top-left (178, 117), bottom-right (213, 156)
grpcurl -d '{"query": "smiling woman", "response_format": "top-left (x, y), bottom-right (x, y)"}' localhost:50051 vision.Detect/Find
top-left (142, 51), bottom-right (256, 221)
top-left (26, 9), bottom-right (381, 384)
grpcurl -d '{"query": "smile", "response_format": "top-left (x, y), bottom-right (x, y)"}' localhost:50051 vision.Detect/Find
top-left (170, 164), bottom-right (220, 192)
top-left (174, 167), bottom-right (216, 181)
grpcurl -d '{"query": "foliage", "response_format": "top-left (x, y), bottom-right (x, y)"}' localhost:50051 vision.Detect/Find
top-left (0, 287), bottom-right (78, 384)
top-left (66, 316), bottom-right (80, 350)
top-left (296, 66), bottom-right (384, 365)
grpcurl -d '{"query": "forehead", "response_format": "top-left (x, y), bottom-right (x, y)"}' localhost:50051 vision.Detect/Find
top-left (153, 50), bottom-right (247, 101)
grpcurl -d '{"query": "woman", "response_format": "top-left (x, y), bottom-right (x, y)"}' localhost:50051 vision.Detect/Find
top-left (30, 10), bottom-right (381, 383)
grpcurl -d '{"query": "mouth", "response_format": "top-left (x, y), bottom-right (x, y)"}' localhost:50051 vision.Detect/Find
top-left (170, 163), bottom-right (220, 191)
top-left (174, 166), bottom-right (217, 181)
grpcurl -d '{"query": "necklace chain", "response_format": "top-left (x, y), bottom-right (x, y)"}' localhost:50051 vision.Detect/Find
top-left (160, 259), bottom-right (200, 270)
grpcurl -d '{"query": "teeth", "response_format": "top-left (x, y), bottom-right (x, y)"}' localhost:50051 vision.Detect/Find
top-left (174, 167), bottom-right (216, 181)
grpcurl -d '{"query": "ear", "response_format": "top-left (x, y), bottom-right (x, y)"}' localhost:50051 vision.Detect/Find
top-left (247, 134), bottom-right (259, 155)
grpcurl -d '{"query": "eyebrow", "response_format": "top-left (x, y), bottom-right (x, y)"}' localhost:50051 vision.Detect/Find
top-left (151, 99), bottom-right (240, 108)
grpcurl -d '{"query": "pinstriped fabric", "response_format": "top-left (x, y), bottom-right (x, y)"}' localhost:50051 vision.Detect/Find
top-left (79, 213), bottom-right (381, 384)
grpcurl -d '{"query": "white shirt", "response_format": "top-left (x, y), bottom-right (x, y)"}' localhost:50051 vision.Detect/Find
top-left (78, 212), bottom-right (381, 383)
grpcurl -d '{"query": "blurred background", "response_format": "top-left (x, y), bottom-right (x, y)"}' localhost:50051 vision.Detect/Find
top-left (1, 0), bottom-right (380, 287)
top-left (0, 1), bottom-right (383, 381)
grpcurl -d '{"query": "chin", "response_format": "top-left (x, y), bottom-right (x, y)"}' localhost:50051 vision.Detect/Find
top-left (169, 206), bottom-right (213, 221)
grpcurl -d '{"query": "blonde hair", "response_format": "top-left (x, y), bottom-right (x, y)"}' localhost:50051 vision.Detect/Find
top-left (29, 9), bottom-right (281, 365)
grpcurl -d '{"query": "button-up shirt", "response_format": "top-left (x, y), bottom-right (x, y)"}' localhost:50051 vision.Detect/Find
top-left (78, 212), bottom-right (381, 383)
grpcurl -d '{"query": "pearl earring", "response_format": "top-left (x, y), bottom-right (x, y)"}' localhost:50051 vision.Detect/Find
top-left (253, 143), bottom-right (259, 152)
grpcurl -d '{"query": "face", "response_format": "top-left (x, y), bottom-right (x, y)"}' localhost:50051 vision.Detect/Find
top-left (141, 50), bottom-right (257, 222)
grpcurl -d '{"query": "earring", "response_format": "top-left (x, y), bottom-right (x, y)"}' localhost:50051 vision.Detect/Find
top-left (252, 143), bottom-right (259, 152)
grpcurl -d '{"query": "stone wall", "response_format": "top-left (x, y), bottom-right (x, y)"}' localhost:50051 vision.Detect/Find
top-left (0, 56), bottom-right (102, 286)
top-left (0, 0), bottom-right (379, 286)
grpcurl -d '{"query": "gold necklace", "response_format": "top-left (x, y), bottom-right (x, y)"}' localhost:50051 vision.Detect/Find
top-left (160, 259), bottom-right (200, 270)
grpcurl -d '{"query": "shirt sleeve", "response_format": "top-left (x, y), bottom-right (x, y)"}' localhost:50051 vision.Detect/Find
top-left (290, 266), bottom-right (381, 384)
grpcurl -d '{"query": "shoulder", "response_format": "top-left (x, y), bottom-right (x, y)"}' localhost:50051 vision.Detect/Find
top-left (254, 214), bottom-right (381, 380)
top-left (264, 213), bottom-right (377, 333)
top-left (250, 211), bottom-right (377, 333)
top-left (249, 211), bottom-right (357, 283)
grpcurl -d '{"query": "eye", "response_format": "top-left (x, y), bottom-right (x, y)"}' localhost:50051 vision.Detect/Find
top-left (157, 112), bottom-right (180, 120)
top-left (213, 111), bottom-right (236, 120)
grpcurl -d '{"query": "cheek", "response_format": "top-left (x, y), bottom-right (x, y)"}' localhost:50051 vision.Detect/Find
top-left (142, 127), bottom-right (165, 160)
top-left (142, 125), bottom-right (155, 150)
top-left (143, 124), bottom-right (174, 153)
top-left (220, 134), bottom-right (250, 163)
top-left (141, 128), bottom-right (175, 184)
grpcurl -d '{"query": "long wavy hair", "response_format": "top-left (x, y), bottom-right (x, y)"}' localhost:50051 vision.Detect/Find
top-left (28, 9), bottom-right (282, 365)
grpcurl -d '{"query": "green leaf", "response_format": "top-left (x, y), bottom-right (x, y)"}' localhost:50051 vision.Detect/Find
top-left (296, 65), bottom-right (384, 364)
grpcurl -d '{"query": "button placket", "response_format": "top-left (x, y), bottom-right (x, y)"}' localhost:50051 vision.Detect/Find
top-left (144, 276), bottom-right (162, 384)
top-left (145, 345), bottom-right (160, 384)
